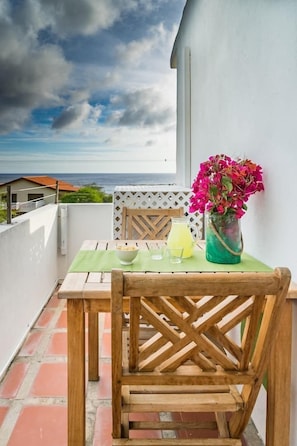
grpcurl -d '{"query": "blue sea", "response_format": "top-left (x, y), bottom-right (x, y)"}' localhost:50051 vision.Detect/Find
top-left (0, 173), bottom-right (176, 194)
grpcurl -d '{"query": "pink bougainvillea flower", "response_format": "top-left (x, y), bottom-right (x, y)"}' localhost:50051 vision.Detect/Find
top-left (189, 154), bottom-right (264, 219)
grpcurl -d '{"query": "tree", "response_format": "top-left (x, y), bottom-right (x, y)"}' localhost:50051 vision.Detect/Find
top-left (60, 184), bottom-right (112, 203)
top-left (0, 208), bottom-right (18, 224)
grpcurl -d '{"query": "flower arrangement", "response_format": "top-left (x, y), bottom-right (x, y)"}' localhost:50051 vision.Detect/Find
top-left (189, 154), bottom-right (264, 219)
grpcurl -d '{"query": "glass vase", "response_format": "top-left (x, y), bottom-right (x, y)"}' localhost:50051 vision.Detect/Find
top-left (205, 213), bottom-right (243, 264)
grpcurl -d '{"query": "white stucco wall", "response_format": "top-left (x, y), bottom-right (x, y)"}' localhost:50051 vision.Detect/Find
top-left (172, 0), bottom-right (297, 443)
top-left (0, 205), bottom-right (58, 378)
top-left (57, 203), bottom-right (113, 278)
top-left (0, 203), bottom-right (114, 379)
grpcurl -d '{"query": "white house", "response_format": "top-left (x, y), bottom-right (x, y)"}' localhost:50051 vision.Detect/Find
top-left (171, 1), bottom-right (297, 444)
top-left (0, 176), bottom-right (78, 212)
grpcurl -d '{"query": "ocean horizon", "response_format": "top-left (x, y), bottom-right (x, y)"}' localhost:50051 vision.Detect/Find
top-left (0, 172), bottom-right (177, 194)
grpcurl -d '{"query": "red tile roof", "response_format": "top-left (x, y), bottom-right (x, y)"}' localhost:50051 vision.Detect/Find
top-left (24, 176), bottom-right (79, 192)
top-left (2, 176), bottom-right (79, 192)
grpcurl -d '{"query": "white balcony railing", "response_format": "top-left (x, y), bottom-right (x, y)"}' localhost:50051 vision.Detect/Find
top-left (0, 202), bottom-right (114, 379)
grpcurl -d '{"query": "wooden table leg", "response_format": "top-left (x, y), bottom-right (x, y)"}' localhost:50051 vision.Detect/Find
top-left (266, 299), bottom-right (292, 446)
top-left (67, 299), bottom-right (86, 446)
top-left (88, 312), bottom-right (99, 381)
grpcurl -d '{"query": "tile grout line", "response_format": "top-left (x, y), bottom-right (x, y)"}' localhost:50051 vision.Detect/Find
top-left (0, 291), bottom-right (67, 443)
top-left (0, 290), bottom-right (265, 446)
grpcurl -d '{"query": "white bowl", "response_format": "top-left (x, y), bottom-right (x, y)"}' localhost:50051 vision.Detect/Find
top-left (116, 245), bottom-right (139, 265)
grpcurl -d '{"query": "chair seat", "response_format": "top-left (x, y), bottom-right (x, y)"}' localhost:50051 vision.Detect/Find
top-left (123, 386), bottom-right (243, 413)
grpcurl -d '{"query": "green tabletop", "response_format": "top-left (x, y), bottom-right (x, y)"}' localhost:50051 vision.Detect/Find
top-left (69, 249), bottom-right (272, 273)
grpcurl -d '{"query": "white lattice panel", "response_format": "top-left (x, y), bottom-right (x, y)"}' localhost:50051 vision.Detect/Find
top-left (113, 185), bottom-right (204, 240)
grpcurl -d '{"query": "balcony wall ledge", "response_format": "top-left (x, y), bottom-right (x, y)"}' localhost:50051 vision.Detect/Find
top-left (0, 202), bottom-right (114, 379)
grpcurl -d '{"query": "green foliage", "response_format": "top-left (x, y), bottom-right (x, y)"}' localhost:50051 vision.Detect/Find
top-left (0, 208), bottom-right (18, 223)
top-left (0, 209), bottom-right (7, 223)
top-left (60, 184), bottom-right (112, 203)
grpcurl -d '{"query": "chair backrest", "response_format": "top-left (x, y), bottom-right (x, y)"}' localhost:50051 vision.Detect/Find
top-left (111, 267), bottom-right (291, 438)
top-left (121, 207), bottom-right (184, 240)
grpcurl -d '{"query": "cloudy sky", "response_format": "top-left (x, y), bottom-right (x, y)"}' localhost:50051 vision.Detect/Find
top-left (0, 0), bottom-right (186, 174)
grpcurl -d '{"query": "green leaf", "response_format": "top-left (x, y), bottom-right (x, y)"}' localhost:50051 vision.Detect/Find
top-left (222, 176), bottom-right (233, 192)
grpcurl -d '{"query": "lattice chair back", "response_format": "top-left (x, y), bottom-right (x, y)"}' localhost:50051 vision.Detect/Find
top-left (111, 268), bottom-right (291, 445)
top-left (121, 207), bottom-right (184, 240)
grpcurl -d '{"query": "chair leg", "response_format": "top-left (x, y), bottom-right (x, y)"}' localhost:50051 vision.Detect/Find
top-left (121, 412), bottom-right (129, 438)
top-left (121, 386), bottom-right (130, 438)
top-left (112, 379), bottom-right (122, 437)
top-left (215, 412), bottom-right (230, 438)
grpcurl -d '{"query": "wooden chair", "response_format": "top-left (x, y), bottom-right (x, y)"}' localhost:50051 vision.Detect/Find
top-left (121, 207), bottom-right (184, 240)
top-left (111, 268), bottom-right (291, 445)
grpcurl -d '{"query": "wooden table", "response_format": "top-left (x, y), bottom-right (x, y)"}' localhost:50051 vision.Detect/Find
top-left (58, 240), bottom-right (297, 446)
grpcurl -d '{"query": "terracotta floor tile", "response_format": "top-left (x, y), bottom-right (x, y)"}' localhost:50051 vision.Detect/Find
top-left (30, 363), bottom-right (67, 397)
top-left (46, 292), bottom-right (65, 309)
top-left (7, 405), bottom-right (67, 446)
top-left (55, 310), bottom-right (67, 328)
top-left (0, 363), bottom-right (29, 398)
top-left (101, 332), bottom-right (111, 358)
top-left (34, 309), bottom-right (55, 328)
top-left (93, 406), bottom-right (112, 446)
top-left (104, 313), bottom-right (111, 329)
top-left (94, 404), bottom-right (161, 444)
top-left (97, 362), bottom-right (111, 399)
top-left (85, 313), bottom-right (89, 328)
top-left (129, 413), bottom-right (161, 422)
top-left (0, 287), bottom-right (258, 446)
top-left (175, 412), bottom-right (219, 439)
top-left (129, 430), bottom-right (163, 439)
top-left (18, 331), bottom-right (43, 356)
top-left (173, 412), bottom-right (247, 444)
top-left (0, 406), bottom-right (9, 427)
top-left (45, 332), bottom-right (67, 355)
top-left (129, 412), bottom-right (162, 439)
top-left (46, 331), bottom-right (88, 355)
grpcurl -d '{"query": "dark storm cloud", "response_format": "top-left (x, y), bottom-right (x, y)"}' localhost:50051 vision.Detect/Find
top-left (0, 34), bottom-right (71, 133)
top-left (52, 102), bottom-right (101, 130)
top-left (0, 0), bottom-right (140, 134)
top-left (0, 1), bottom-right (70, 134)
top-left (52, 105), bottom-right (86, 130)
top-left (12, 0), bottom-right (163, 38)
top-left (0, 0), bottom-right (184, 137)
top-left (12, 0), bottom-right (136, 37)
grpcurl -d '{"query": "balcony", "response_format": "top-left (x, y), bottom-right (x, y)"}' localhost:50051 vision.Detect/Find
top-left (0, 202), bottom-right (275, 445)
